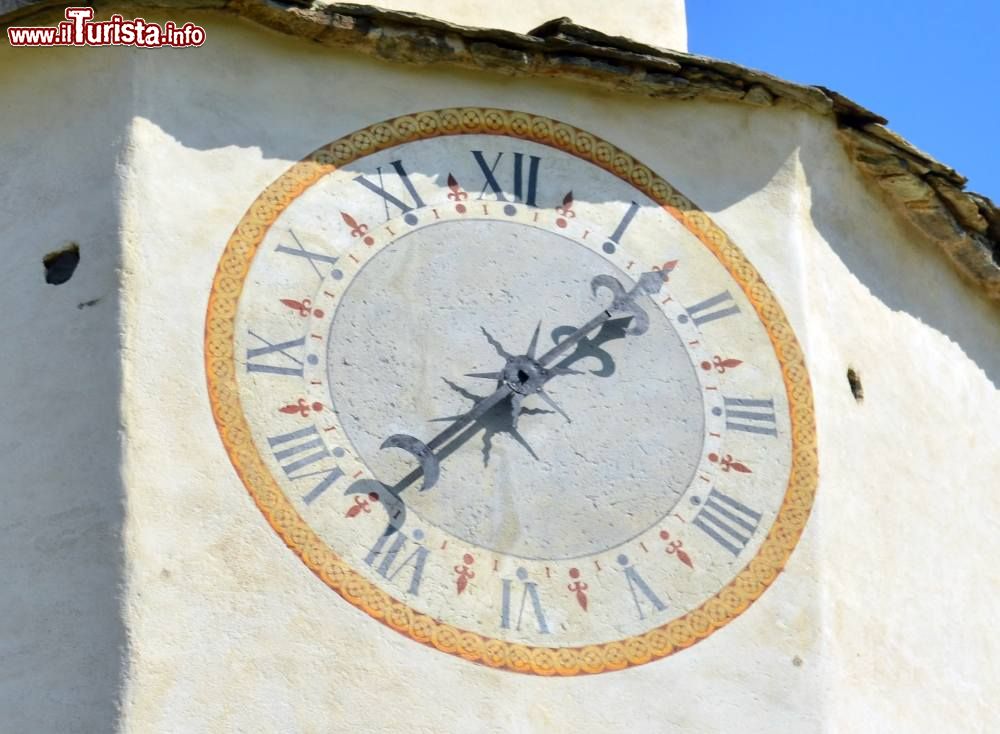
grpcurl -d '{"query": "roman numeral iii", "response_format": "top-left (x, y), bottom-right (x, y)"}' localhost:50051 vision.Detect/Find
top-left (723, 396), bottom-right (778, 436)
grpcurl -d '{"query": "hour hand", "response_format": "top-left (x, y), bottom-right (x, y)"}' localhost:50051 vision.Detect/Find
top-left (377, 384), bottom-right (514, 493)
top-left (380, 434), bottom-right (440, 491)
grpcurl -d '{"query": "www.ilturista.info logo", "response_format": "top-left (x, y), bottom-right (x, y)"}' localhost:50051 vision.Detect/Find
top-left (7, 7), bottom-right (206, 47)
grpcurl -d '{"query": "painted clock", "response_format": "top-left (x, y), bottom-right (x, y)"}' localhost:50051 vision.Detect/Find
top-left (205, 108), bottom-right (817, 676)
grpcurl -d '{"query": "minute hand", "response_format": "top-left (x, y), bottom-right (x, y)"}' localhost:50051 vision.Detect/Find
top-left (378, 271), bottom-right (665, 493)
top-left (536, 271), bottom-right (666, 367)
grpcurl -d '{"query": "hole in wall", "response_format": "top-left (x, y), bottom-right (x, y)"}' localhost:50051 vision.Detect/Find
top-left (847, 366), bottom-right (864, 403)
top-left (43, 243), bottom-right (80, 285)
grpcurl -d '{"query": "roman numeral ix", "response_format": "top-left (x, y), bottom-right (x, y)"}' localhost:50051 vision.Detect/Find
top-left (246, 330), bottom-right (310, 377)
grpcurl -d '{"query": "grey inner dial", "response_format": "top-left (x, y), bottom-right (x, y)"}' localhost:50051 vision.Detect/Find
top-left (327, 219), bottom-right (704, 560)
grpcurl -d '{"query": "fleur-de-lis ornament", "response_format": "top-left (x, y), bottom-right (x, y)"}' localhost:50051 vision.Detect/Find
top-left (447, 173), bottom-right (468, 213)
top-left (567, 567), bottom-right (589, 611)
top-left (280, 297), bottom-right (324, 318)
top-left (555, 191), bottom-right (575, 228)
top-left (454, 554), bottom-right (475, 594)
top-left (345, 492), bottom-right (380, 518)
top-left (652, 259), bottom-right (679, 282)
top-left (278, 398), bottom-right (323, 418)
top-left (708, 452), bottom-right (752, 473)
top-left (660, 530), bottom-right (694, 568)
top-left (341, 211), bottom-right (374, 245)
top-left (701, 355), bottom-right (743, 373)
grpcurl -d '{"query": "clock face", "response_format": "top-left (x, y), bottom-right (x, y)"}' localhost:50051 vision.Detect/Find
top-left (206, 108), bottom-right (817, 675)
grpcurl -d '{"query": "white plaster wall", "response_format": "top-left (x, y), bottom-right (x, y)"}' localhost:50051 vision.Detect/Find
top-left (0, 46), bottom-right (131, 732)
top-left (116, 16), bottom-right (1000, 732)
top-left (356, 0), bottom-right (688, 51)
top-left (118, 19), bottom-right (820, 733)
top-left (2, 10), bottom-right (998, 733)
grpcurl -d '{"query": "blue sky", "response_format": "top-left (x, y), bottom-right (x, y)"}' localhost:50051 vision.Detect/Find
top-left (687, 1), bottom-right (998, 201)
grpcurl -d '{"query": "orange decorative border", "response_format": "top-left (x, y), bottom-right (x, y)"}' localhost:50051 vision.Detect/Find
top-left (204, 108), bottom-right (818, 675)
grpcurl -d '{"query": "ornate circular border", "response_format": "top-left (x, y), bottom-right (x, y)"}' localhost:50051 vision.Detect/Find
top-left (205, 108), bottom-right (818, 675)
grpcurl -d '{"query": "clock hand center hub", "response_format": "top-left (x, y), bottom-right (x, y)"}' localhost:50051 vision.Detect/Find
top-left (502, 355), bottom-right (547, 395)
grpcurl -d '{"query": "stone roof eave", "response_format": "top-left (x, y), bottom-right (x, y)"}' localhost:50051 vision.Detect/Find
top-left (3, 0), bottom-right (998, 299)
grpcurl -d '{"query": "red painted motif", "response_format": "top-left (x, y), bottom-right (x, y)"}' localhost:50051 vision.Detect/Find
top-left (555, 191), bottom-right (575, 228)
top-left (341, 211), bottom-right (374, 246)
top-left (700, 355), bottom-right (743, 373)
top-left (279, 399), bottom-right (324, 417)
top-left (652, 259), bottom-right (678, 281)
top-left (660, 530), bottom-right (694, 569)
top-left (280, 297), bottom-right (325, 319)
top-left (567, 567), bottom-right (589, 611)
top-left (708, 452), bottom-right (752, 473)
top-left (454, 553), bottom-right (475, 594)
top-left (345, 492), bottom-right (380, 518)
top-left (447, 173), bottom-right (469, 213)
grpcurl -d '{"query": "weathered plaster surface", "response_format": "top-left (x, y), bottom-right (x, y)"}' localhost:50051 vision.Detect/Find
top-left (0, 45), bottom-right (131, 732)
top-left (117, 17), bottom-right (998, 732)
top-left (2, 9), bottom-right (999, 734)
top-left (3, 1), bottom-right (997, 300)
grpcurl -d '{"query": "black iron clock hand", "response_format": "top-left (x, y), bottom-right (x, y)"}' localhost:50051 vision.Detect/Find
top-left (536, 270), bottom-right (666, 367)
top-left (380, 383), bottom-right (514, 491)
top-left (376, 271), bottom-right (666, 492)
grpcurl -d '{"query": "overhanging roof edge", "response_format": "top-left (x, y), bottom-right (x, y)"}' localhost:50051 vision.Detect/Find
top-left (4, 0), bottom-right (997, 299)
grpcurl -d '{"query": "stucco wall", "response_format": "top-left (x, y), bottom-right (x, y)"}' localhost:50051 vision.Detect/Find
top-left (2, 11), bottom-right (998, 733)
top-left (0, 46), bottom-right (130, 732)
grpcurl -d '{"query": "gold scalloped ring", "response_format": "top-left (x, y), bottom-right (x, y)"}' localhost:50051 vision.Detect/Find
top-left (204, 107), bottom-right (818, 676)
